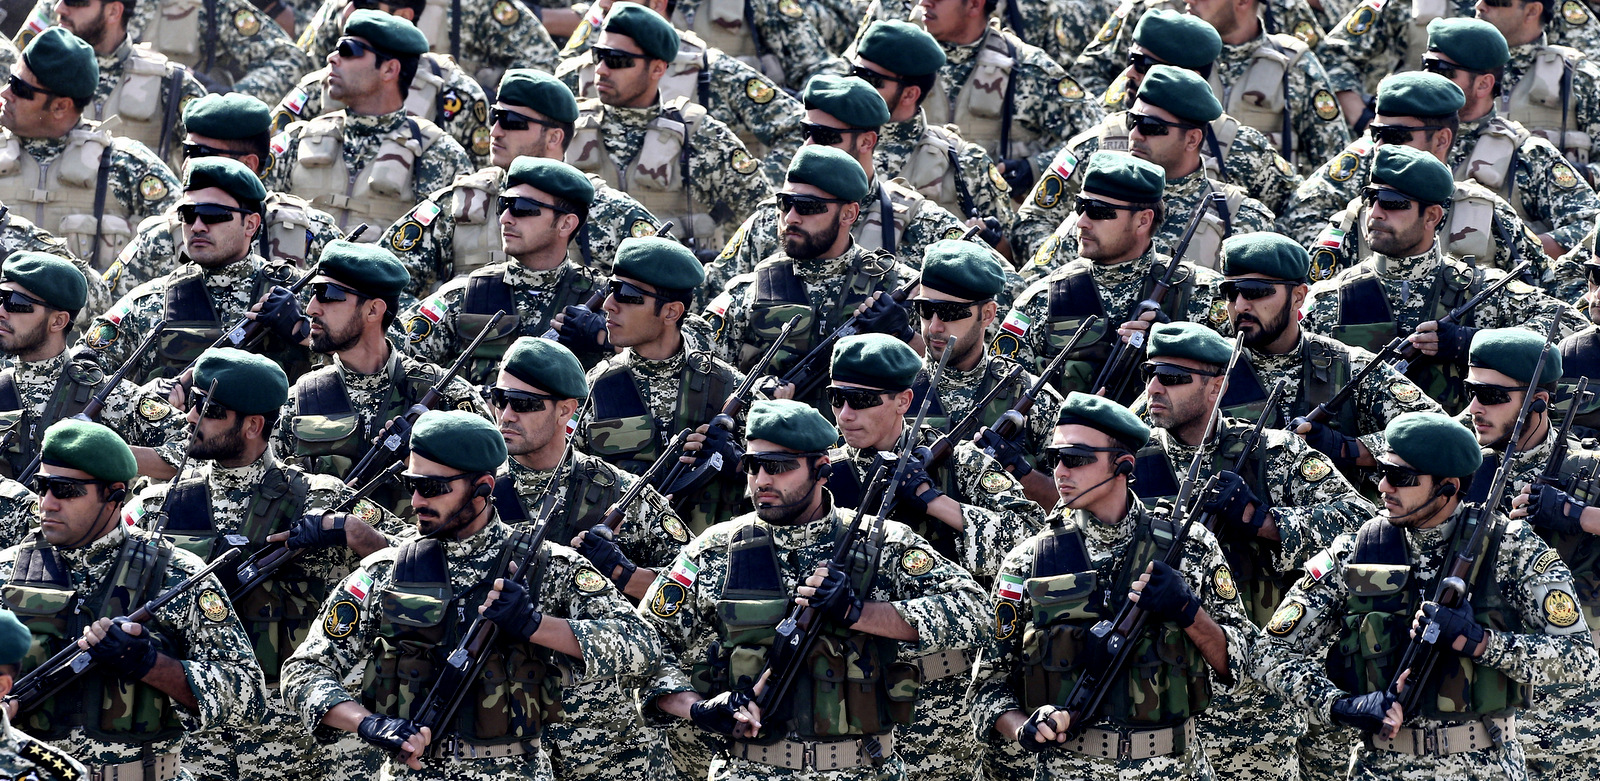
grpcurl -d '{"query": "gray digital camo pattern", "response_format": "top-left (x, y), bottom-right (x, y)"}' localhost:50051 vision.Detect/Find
top-left (874, 113), bottom-right (1017, 234)
top-left (1253, 515), bottom-right (1600, 780)
top-left (6, 350), bottom-right (187, 462)
top-left (920, 349), bottom-right (1063, 459)
top-left (263, 109), bottom-right (475, 220)
top-left (3, 125), bottom-right (183, 256)
top-left (1211, 35), bottom-right (1351, 175)
top-left (88, 37), bottom-right (209, 169)
top-left (0, 708), bottom-right (89, 781)
top-left (850, 0), bottom-right (1117, 76)
top-left (0, 476), bottom-right (36, 551)
top-left (1449, 113), bottom-right (1600, 254)
top-left (970, 495), bottom-right (1257, 780)
top-left (1504, 38), bottom-right (1600, 169)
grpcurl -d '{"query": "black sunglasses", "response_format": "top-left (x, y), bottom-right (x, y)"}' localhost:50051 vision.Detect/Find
top-left (349, 0), bottom-right (389, 9)
top-left (486, 386), bottom-right (557, 413)
top-left (0, 288), bottom-right (51, 314)
top-left (7, 74), bottom-right (54, 102)
top-left (186, 388), bottom-right (232, 419)
top-left (609, 279), bottom-right (672, 306)
top-left (801, 122), bottom-right (868, 146)
top-left (30, 474), bottom-right (108, 500)
top-left (1141, 362), bottom-right (1221, 387)
top-left (738, 451), bottom-right (825, 476)
top-left (179, 202), bottom-right (255, 225)
top-left (1129, 111), bottom-right (1200, 137)
top-left (181, 141), bottom-right (247, 161)
top-left (337, 37), bottom-right (393, 62)
top-left (1463, 380), bottom-right (1529, 406)
top-left (850, 65), bottom-right (912, 89)
top-left (1586, 265), bottom-right (1600, 286)
top-left (310, 280), bottom-right (367, 304)
top-left (1377, 459), bottom-right (1425, 488)
top-left (1419, 56), bottom-right (1481, 80)
top-left (400, 472), bottom-right (474, 498)
top-left (1220, 279), bottom-right (1299, 302)
top-left (1369, 123), bottom-right (1448, 146)
top-left (593, 46), bottom-right (646, 69)
top-left (827, 386), bottom-right (893, 410)
top-left (914, 299), bottom-right (981, 322)
top-left (1127, 51), bottom-right (1211, 78)
top-left (496, 195), bottom-right (568, 219)
top-left (1074, 197), bottom-right (1143, 221)
top-left (1040, 444), bottom-right (1127, 471)
top-left (1361, 187), bottom-right (1417, 212)
top-left (489, 107), bottom-right (560, 132)
top-left (777, 192), bottom-right (852, 216)
top-left (58, 0), bottom-right (102, 6)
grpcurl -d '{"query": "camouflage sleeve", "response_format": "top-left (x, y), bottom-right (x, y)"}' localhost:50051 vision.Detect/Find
top-left (269, 73), bottom-right (327, 135)
top-left (703, 276), bottom-right (754, 365)
top-left (895, 201), bottom-right (967, 267)
top-left (168, 67), bottom-right (209, 148)
top-left (1234, 194), bottom-right (1279, 234)
top-left (1288, 51), bottom-right (1351, 177)
top-left (1517, 140), bottom-right (1600, 252)
top-left (397, 274), bottom-right (469, 366)
top-left (988, 278), bottom-right (1050, 374)
top-left (1072, 0), bottom-right (1143, 98)
top-left (414, 136), bottom-right (475, 204)
top-left (959, 141), bottom-right (1016, 233)
top-left (1571, 61), bottom-right (1600, 163)
top-left (0, 479), bottom-right (37, 550)
top-left (749, 0), bottom-right (849, 91)
top-left (1275, 143), bottom-right (1371, 246)
top-left (947, 442), bottom-right (1046, 581)
top-left (583, 186), bottom-right (660, 278)
top-left (705, 53), bottom-right (805, 173)
top-left (1478, 273), bottom-right (1589, 339)
top-left (540, 544), bottom-right (662, 684)
top-left (304, 204), bottom-right (344, 265)
top-left (211, 0), bottom-right (313, 103)
top-left (440, 372), bottom-right (491, 420)
top-left (282, 558), bottom-right (395, 733)
top-left (1024, 378), bottom-right (1063, 455)
top-left (81, 286), bottom-right (162, 380)
top-left (1347, 348), bottom-right (1441, 458)
top-left (635, 529), bottom-right (723, 709)
top-left (688, 118), bottom-right (774, 239)
top-left (97, 379), bottom-right (184, 450)
top-left (1314, 0), bottom-right (1408, 95)
top-left (293, 0), bottom-right (343, 63)
top-left (969, 538), bottom-right (1035, 740)
top-left (110, 142), bottom-right (182, 222)
top-left (613, 471), bottom-right (691, 571)
top-left (106, 216), bottom-right (175, 300)
top-left (157, 547), bottom-right (269, 730)
top-left (465, 0), bottom-right (560, 75)
top-left (263, 124), bottom-right (306, 195)
top-left (1253, 535), bottom-right (1359, 725)
top-left (1258, 432), bottom-right (1373, 575)
top-left (700, 209), bottom-right (759, 306)
top-left (1488, 195), bottom-right (1553, 280)
top-left (380, 186), bottom-right (455, 297)
top-left (879, 521), bottom-right (987, 656)
top-left (1012, 131), bottom-right (1099, 260)
top-left (432, 62), bottom-right (492, 167)
top-left (1181, 524), bottom-right (1254, 691)
top-left (1180, 267), bottom-right (1232, 335)
top-left (1017, 52), bottom-right (1103, 182)
top-left (1297, 279), bottom-right (1340, 338)
top-left (1228, 126), bottom-right (1302, 216)
top-left (1549, 223), bottom-right (1597, 305)
top-left (1478, 520), bottom-right (1600, 686)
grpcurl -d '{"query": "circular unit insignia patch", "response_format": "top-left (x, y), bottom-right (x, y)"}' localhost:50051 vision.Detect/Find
top-left (138, 398), bottom-right (172, 421)
top-left (1546, 589), bottom-right (1581, 627)
top-left (1313, 90), bottom-right (1340, 121)
top-left (471, 126), bottom-right (492, 157)
top-left (198, 588), bottom-right (230, 622)
top-left (1553, 164), bottom-right (1580, 190)
top-left (1058, 77), bottom-right (1084, 100)
top-left (405, 315), bottom-right (433, 343)
top-left (354, 499), bottom-right (381, 523)
top-left (989, 164), bottom-right (1010, 193)
top-left (1212, 565), bottom-right (1239, 600)
top-left (942, 227), bottom-right (966, 240)
top-left (630, 219), bottom-right (654, 237)
top-left (980, 470), bottom-right (1011, 494)
top-left (1389, 381), bottom-right (1421, 403)
top-left (778, 0), bottom-right (803, 17)
top-left (1293, 20), bottom-right (1319, 45)
top-left (390, 220), bottom-right (424, 251)
top-left (575, 567), bottom-right (608, 593)
top-left (651, 582), bottom-right (686, 617)
top-left (492, 0), bottom-right (520, 24)
top-left (325, 600), bottom-right (359, 637)
top-left (1300, 456), bottom-right (1332, 482)
top-left (731, 150), bottom-right (759, 175)
top-left (233, 9), bottom-right (262, 35)
top-left (663, 515), bottom-right (690, 543)
top-left (87, 323), bottom-right (118, 350)
top-left (1328, 152), bottom-right (1361, 182)
top-left (1564, 0), bottom-right (1589, 24)
top-left (1266, 601), bottom-right (1305, 636)
top-left (901, 548), bottom-right (935, 576)
top-left (745, 78), bottom-right (775, 104)
top-left (139, 175), bottom-right (169, 202)
top-left (1033, 173), bottom-right (1065, 208)
top-left (1345, 6), bottom-right (1376, 35)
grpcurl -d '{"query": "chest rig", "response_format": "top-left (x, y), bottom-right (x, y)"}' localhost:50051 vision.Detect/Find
top-left (1212, 34), bottom-right (1307, 164)
top-left (740, 252), bottom-right (896, 375)
top-left (456, 263), bottom-right (598, 382)
top-left (130, 0), bottom-right (230, 88)
top-left (893, 125), bottom-right (978, 222)
top-left (152, 261), bottom-right (287, 380)
top-left (671, 0), bottom-right (784, 84)
top-left (492, 458), bottom-right (622, 549)
top-left (91, 45), bottom-right (190, 169)
top-left (908, 359), bottom-right (1024, 438)
top-left (1330, 259), bottom-right (1481, 409)
top-left (923, 25), bottom-right (1036, 164)
top-left (290, 355), bottom-right (436, 516)
top-left (1454, 118), bottom-right (1552, 234)
top-left (1221, 339), bottom-right (1354, 430)
top-left (289, 113), bottom-right (445, 239)
top-left (1503, 45), bottom-right (1592, 167)
top-left (854, 180), bottom-right (927, 259)
top-left (0, 123), bottom-right (129, 269)
top-left (0, 353), bottom-right (105, 479)
top-left (568, 98), bottom-right (717, 254)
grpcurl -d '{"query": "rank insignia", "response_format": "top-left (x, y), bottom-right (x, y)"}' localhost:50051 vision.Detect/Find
top-left (980, 470), bottom-right (1011, 494)
top-left (492, 0), bottom-right (520, 24)
top-left (1313, 90), bottom-right (1340, 121)
top-left (197, 588), bottom-right (230, 622)
top-left (233, 9), bottom-right (261, 35)
top-left (138, 398), bottom-right (172, 421)
top-left (325, 600), bottom-right (359, 637)
top-left (1265, 601), bottom-right (1304, 636)
top-left (1212, 565), bottom-right (1238, 601)
top-left (138, 175), bottom-right (168, 202)
top-left (1564, 0), bottom-right (1589, 24)
top-left (650, 582), bottom-right (686, 617)
top-left (19, 741), bottom-right (79, 781)
top-left (994, 600), bottom-right (1019, 640)
top-left (1300, 456), bottom-right (1332, 482)
top-left (1545, 589), bottom-right (1581, 627)
top-left (745, 78), bottom-right (775, 104)
top-left (1057, 77), bottom-right (1084, 100)
top-left (662, 514), bottom-right (690, 543)
top-left (1533, 548), bottom-right (1561, 574)
top-left (901, 548), bottom-right (935, 576)
top-left (1553, 163), bottom-right (1580, 189)
top-left (730, 150), bottom-right (759, 175)
top-left (575, 567), bottom-right (607, 593)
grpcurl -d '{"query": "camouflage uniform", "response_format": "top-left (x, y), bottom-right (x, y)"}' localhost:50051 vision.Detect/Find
top-left (0, 350), bottom-right (187, 474)
top-left (1448, 112), bottom-right (1600, 258)
top-left (378, 165), bottom-right (658, 298)
top-left (1211, 34), bottom-right (1351, 175)
top-left (0, 709), bottom-right (88, 781)
top-left (873, 112), bottom-right (1017, 237)
top-left (280, 516), bottom-right (661, 781)
top-left (0, 34), bottom-right (17, 74)
top-left (850, 0), bottom-right (1111, 76)
top-left (912, 349), bottom-right (1062, 462)
top-left (87, 37), bottom-right (210, 172)
top-left (0, 476), bottom-right (37, 550)
top-left (1502, 37), bottom-right (1600, 174)
top-left (272, 55), bottom-right (494, 167)
top-left (0, 209), bottom-right (110, 329)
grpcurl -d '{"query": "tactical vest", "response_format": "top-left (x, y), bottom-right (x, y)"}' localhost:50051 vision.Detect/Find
top-left (1326, 517), bottom-right (1528, 719)
top-left (893, 124), bottom-right (976, 220)
top-left (360, 536), bottom-right (562, 744)
top-left (320, 57), bottom-right (449, 135)
top-left (568, 98), bottom-right (717, 251)
top-left (907, 359), bottom-right (1024, 436)
top-left (671, 0), bottom-right (785, 84)
top-left (91, 45), bottom-right (189, 170)
top-left (1503, 45), bottom-right (1593, 166)
top-left (136, 0), bottom-right (228, 89)
top-left (156, 192), bottom-right (318, 268)
top-left (457, 264), bottom-right (597, 371)
top-left (492, 458), bottom-right (624, 549)
top-left (1019, 259), bottom-right (1195, 393)
top-left (1173, 180), bottom-right (1247, 271)
top-left (0, 354), bottom-right (104, 479)
top-left (1015, 519), bottom-right (1211, 725)
top-left (1212, 34), bottom-right (1307, 162)
top-left (1329, 259), bottom-right (1479, 407)
top-left (824, 441), bottom-right (966, 563)
top-left (1221, 339), bottom-right (1355, 434)
top-left (0, 123), bottom-right (132, 269)
top-left (1403, 0), bottom-right (1454, 83)
top-left (288, 113), bottom-right (447, 239)
top-left (409, 0), bottom-right (500, 86)
top-left (692, 520), bottom-right (916, 737)
top-left (1098, 114), bottom-right (1243, 184)
top-left (1330, 182), bottom-right (1498, 269)
top-left (437, 168), bottom-right (599, 278)
top-left (4, 531), bottom-right (184, 741)
top-left (854, 180), bottom-right (926, 257)
top-left (586, 353), bottom-right (732, 472)
top-left (1455, 118), bottom-right (1552, 234)
top-left (924, 25), bottom-right (1039, 163)
top-left (739, 254), bottom-right (895, 379)
top-left (151, 262), bottom-right (282, 380)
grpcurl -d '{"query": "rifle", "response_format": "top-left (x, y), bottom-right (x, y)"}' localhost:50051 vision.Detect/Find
top-left (1536, 376), bottom-right (1591, 492)
top-left (1388, 316), bottom-right (1558, 720)
top-left (341, 310), bottom-right (507, 489)
top-left (144, 379), bottom-right (216, 540)
top-left (175, 260), bottom-right (325, 382)
top-left (597, 428), bottom-right (694, 534)
top-left (774, 273), bottom-right (921, 402)
top-left (541, 221), bottom-right (673, 341)
top-left (1057, 333), bottom-right (1244, 740)
top-left (976, 316), bottom-right (1101, 464)
top-left (1091, 193), bottom-right (1227, 402)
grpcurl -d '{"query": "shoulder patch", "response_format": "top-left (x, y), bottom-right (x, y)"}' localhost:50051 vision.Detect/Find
top-left (1212, 565), bottom-right (1239, 600)
top-left (405, 315), bottom-right (433, 343)
top-left (324, 599), bottom-right (360, 637)
top-left (1313, 90), bottom-right (1340, 121)
top-left (988, 163), bottom-right (1010, 193)
top-left (197, 588), bottom-right (230, 622)
top-left (745, 78), bottom-right (775, 104)
top-left (994, 599), bottom-right (1019, 639)
top-left (1208, 298), bottom-right (1229, 325)
top-left (778, 0), bottom-right (804, 16)
top-left (1104, 76), bottom-right (1128, 109)
top-left (666, 555), bottom-right (699, 588)
top-left (471, 126), bottom-right (491, 157)
top-left (390, 220), bottom-right (424, 253)
top-left (138, 174), bottom-right (168, 202)
top-left (1553, 163), bottom-right (1580, 189)
top-left (1299, 455), bottom-right (1333, 482)
top-left (1305, 549), bottom-right (1337, 581)
top-left (901, 547), bottom-right (935, 575)
top-left (942, 226), bottom-right (966, 240)
top-left (1564, 0), bottom-right (1589, 24)
top-left (1389, 380), bottom-right (1421, 403)
top-left (630, 219), bottom-right (655, 237)
top-left (650, 581), bottom-right (687, 616)
top-left (730, 149), bottom-right (760, 175)
top-left (1345, 0), bottom-right (1380, 35)
top-left (1328, 151), bottom-right (1361, 182)
top-left (440, 89), bottom-right (463, 120)
top-left (661, 513), bottom-right (690, 543)
top-left (1310, 248), bottom-right (1339, 281)
top-left (86, 322), bottom-right (119, 350)
top-left (345, 570), bottom-right (375, 603)
top-left (1546, 589), bottom-right (1581, 627)
top-left (1507, 279), bottom-right (1538, 296)
top-left (997, 572), bottom-right (1025, 601)
top-left (1293, 20), bottom-right (1319, 45)
top-left (491, 0), bottom-right (521, 24)
top-left (1266, 600), bottom-right (1305, 635)
top-left (233, 8), bottom-right (262, 35)
top-left (1533, 548), bottom-right (1562, 574)
top-left (1274, 154), bottom-right (1295, 177)
top-left (353, 498), bottom-right (382, 524)
top-left (1057, 77), bottom-right (1084, 100)
top-left (980, 469), bottom-right (1011, 494)
top-left (575, 566), bottom-right (608, 593)
top-left (1096, 10), bottom-right (1125, 42)
top-left (474, 99), bottom-right (488, 123)
top-left (138, 397), bottom-right (173, 421)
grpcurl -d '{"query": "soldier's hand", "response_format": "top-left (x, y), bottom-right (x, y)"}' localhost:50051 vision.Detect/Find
top-left (1291, 417), bottom-right (1363, 471)
top-left (1200, 471), bottom-right (1267, 536)
top-left (81, 617), bottom-right (158, 680)
top-left (892, 452), bottom-right (942, 512)
top-left (554, 304), bottom-right (610, 351)
top-left (796, 564), bottom-right (863, 626)
top-left (166, 371), bottom-right (194, 409)
top-left (1516, 484), bottom-right (1586, 536)
top-left (573, 524), bottom-right (636, 587)
top-left (853, 291), bottom-right (916, 342)
top-left (1128, 561), bottom-right (1200, 628)
top-left (689, 689), bottom-right (761, 737)
top-left (1330, 689), bottom-right (1400, 738)
top-left (249, 285), bottom-right (312, 345)
top-left (1115, 305), bottom-right (1168, 344)
top-left (679, 426), bottom-right (710, 464)
top-left (357, 713), bottom-right (427, 766)
top-left (1414, 600), bottom-right (1487, 657)
top-left (1015, 705), bottom-right (1070, 752)
top-left (479, 577), bottom-right (543, 642)
top-left (975, 427), bottom-right (1031, 477)
top-left (1410, 320), bottom-right (1476, 363)
top-left (998, 158), bottom-right (1035, 194)
top-left (272, 512), bottom-right (349, 550)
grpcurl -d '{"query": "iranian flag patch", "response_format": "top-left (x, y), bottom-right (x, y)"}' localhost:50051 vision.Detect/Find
top-left (1306, 550), bottom-right (1337, 582)
top-left (347, 571), bottom-right (374, 603)
top-left (1049, 149), bottom-right (1079, 180)
top-left (284, 88), bottom-right (309, 115)
top-left (413, 199), bottom-right (442, 226)
top-left (668, 556), bottom-right (700, 588)
top-left (105, 301), bottom-right (131, 325)
top-left (999, 310), bottom-right (1032, 338)
top-left (1315, 227), bottom-right (1346, 249)
top-left (123, 502), bottom-right (146, 526)
top-left (419, 295), bottom-right (448, 323)
top-left (707, 292), bottom-right (732, 317)
top-left (997, 573), bottom-right (1025, 602)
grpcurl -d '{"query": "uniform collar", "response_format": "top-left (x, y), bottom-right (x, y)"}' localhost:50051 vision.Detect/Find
top-left (506, 259), bottom-right (573, 288)
top-left (208, 449), bottom-right (280, 493)
top-left (442, 515), bottom-right (512, 561)
top-left (101, 36), bottom-right (138, 68)
top-left (1249, 331), bottom-right (1306, 372)
top-left (1070, 489), bottom-right (1144, 551)
top-left (876, 112), bottom-right (929, 171)
top-left (1084, 243), bottom-right (1163, 285)
top-left (191, 255), bottom-right (262, 289)
top-left (604, 102), bottom-right (662, 132)
top-left (935, 348), bottom-right (990, 388)
top-left (793, 241), bottom-right (864, 284)
top-left (59, 518), bottom-right (128, 569)
top-left (1217, 30), bottom-right (1270, 66)
top-left (765, 494), bottom-right (841, 549)
top-left (333, 339), bottom-right (401, 394)
top-left (1371, 244), bottom-right (1444, 281)
top-left (14, 350), bottom-right (69, 387)
top-left (626, 344), bottom-right (686, 376)
top-left (344, 109), bottom-right (408, 135)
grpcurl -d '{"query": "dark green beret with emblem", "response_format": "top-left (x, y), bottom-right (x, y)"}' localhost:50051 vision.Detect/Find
top-left (801, 75), bottom-right (890, 129)
top-left (1136, 65), bottom-right (1222, 124)
top-left (921, 240), bottom-right (1005, 301)
top-left (183, 93), bottom-right (272, 139)
top-left (857, 20), bottom-right (945, 77)
top-left (506, 156), bottom-right (596, 208)
top-left (602, 2), bottom-right (680, 62)
top-left (410, 410), bottom-right (507, 473)
top-left (185, 157), bottom-right (267, 213)
top-left (496, 69), bottom-right (579, 123)
top-left (1147, 321), bottom-right (1233, 366)
top-left (344, 9), bottom-right (429, 56)
top-left (1374, 71), bottom-right (1464, 117)
top-left (1426, 18), bottom-right (1509, 74)
top-left (786, 145), bottom-right (869, 202)
top-left (1469, 328), bottom-right (1562, 386)
top-left (747, 399), bottom-right (837, 451)
top-left (194, 347), bottom-right (289, 415)
top-left (1221, 232), bottom-right (1310, 282)
top-left (1385, 411), bottom-right (1481, 478)
top-left (40, 419), bottom-right (136, 484)
top-left (1133, 10), bottom-right (1222, 69)
top-left (500, 336), bottom-right (588, 400)
top-left (3, 251), bottom-right (87, 315)
top-left (831, 333), bottom-right (920, 390)
top-left (1371, 144), bottom-right (1454, 206)
top-left (22, 27), bottom-right (96, 101)
top-left (320, 241), bottom-right (411, 300)
top-left (1056, 391), bottom-right (1150, 451)
top-left (1081, 151), bottom-right (1165, 203)
top-left (614, 236), bottom-right (704, 292)
top-left (0, 606), bottom-right (28, 665)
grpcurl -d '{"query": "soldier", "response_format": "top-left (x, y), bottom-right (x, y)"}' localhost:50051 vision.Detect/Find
top-left (0, 210), bottom-right (108, 337)
top-left (0, 28), bottom-right (180, 271)
top-left (265, 11), bottom-right (473, 240)
top-left (1255, 411), bottom-right (1600, 780)
top-left (0, 606), bottom-right (89, 781)
top-left (0, 419), bottom-right (268, 781)
top-left (1476, 0), bottom-right (1600, 179)
top-left (379, 70), bottom-right (657, 297)
top-left (993, 152), bottom-right (1228, 401)
top-left (272, 1), bottom-right (492, 166)
top-left (566, 3), bottom-right (771, 260)
top-left (703, 146), bottom-right (919, 413)
top-left (1301, 144), bottom-right (1588, 415)
top-left (273, 242), bottom-right (485, 516)
top-left (849, 0), bottom-right (1101, 76)
top-left (398, 156), bottom-right (604, 385)
top-left (637, 398), bottom-right (987, 781)
top-left (280, 410), bottom-right (661, 780)
top-left (82, 158), bottom-right (311, 386)
top-left (970, 391), bottom-right (1255, 779)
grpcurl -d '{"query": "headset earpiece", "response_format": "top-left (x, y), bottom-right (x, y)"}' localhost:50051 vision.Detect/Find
top-left (106, 486), bottom-right (128, 504)
top-left (814, 462), bottom-right (833, 481)
top-left (473, 481), bottom-right (493, 500)
top-left (1530, 398), bottom-right (1548, 414)
top-left (1438, 482), bottom-right (1457, 498)
top-left (1114, 458), bottom-right (1134, 477)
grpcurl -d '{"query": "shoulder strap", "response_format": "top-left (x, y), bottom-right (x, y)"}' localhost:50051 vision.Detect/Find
top-left (492, 474), bottom-right (529, 524)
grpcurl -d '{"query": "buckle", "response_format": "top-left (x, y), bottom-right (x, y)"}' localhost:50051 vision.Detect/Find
top-left (802, 741), bottom-right (817, 770)
top-left (1118, 730), bottom-right (1133, 760)
top-left (1421, 727), bottom-right (1439, 756)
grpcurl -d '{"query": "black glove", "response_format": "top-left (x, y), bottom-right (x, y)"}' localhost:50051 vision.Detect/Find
top-left (86, 617), bottom-right (159, 679)
top-left (285, 512), bottom-right (348, 550)
top-left (1526, 484), bottom-right (1586, 536)
top-left (1291, 417), bottom-right (1362, 472)
top-left (689, 689), bottom-right (754, 737)
top-left (575, 524), bottom-right (637, 588)
top-left (893, 454), bottom-right (944, 514)
top-left (357, 713), bottom-right (423, 753)
top-left (1015, 705), bottom-right (1062, 753)
top-left (854, 294), bottom-right (915, 342)
top-left (977, 216), bottom-right (1004, 248)
top-left (809, 565), bottom-right (864, 627)
top-left (255, 285), bottom-right (310, 344)
top-left (1136, 561), bottom-right (1201, 628)
top-left (1421, 600), bottom-right (1485, 656)
top-left (556, 305), bottom-right (610, 351)
top-left (1431, 321), bottom-right (1479, 364)
top-left (976, 427), bottom-right (1031, 477)
top-left (482, 578), bottom-right (544, 641)
top-left (999, 158), bottom-right (1035, 194)
top-left (1330, 690), bottom-right (1397, 735)
top-left (701, 424), bottom-right (744, 478)
top-left (1201, 471), bottom-right (1267, 536)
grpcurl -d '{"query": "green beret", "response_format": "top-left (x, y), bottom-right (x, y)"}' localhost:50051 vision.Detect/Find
top-left (182, 94), bottom-right (272, 139)
top-left (1081, 152), bottom-right (1165, 203)
top-left (1469, 328), bottom-right (1562, 386)
top-left (22, 28), bottom-right (96, 101)
top-left (857, 20), bottom-right (945, 77)
top-left (194, 348), bottom-right (289, 415)
top-left (0, 607), bottom-right (28, 666)
top-left (1385, 411), bottom-right (1481, 478)
top-left (1147, 321), bottom-right (1233, 366)
top-left (831, 333), bottom-right (920, 390)
top-left (614, 236), bottom-right (704, 292)
top-left (496, 69), bottom-right (579, 124)
top-left (1136, 65), bottom-right (1222, 124)
top-left (1221, 232), bottom-right (1310, 282)
top-left (319, 241), bottom-right (410, 300)
top-left (1371, 144), bottom-right (1454, 206)
top-left (3, 252), bottom-right (87, 315)
top-left (185, 157), bottom-right (267, 213)
top-left (1133, 10), bottom-right (1222, 69)
top-left (500, 337), bottom-right (588, 400)
top-left (1427, 18), bottom-right (1509, 74)
top-left (506, 156), bottom-right (596, 208)
top-left (801, 75), bottom-right (890, 130)
top-left (786, 145), bottom-right (869, 202)
top-left (410, 410), bottom-right (507, 473)
top-left (40, 420), bottom-right (135, 484)
top-left (746, 399), bottom-right (837, 452)
top-left (603, 2), bottom-right (680, 63)
top-left (344, 9), bottom-right (429, 56)
top-left (1375, 71), bottom-right (1464, 118)
top-left (920, 240), bottom-right (1005, 301)
top-left (1056, 391), bottom-right (1150, 451)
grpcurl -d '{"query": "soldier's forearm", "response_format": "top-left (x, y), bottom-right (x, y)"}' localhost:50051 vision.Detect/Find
top-left (1185, 610), bottom-right (1233, 686)
top-left (529, 616), bottom-right (584, 659)
top-left (1019, 470), bottom-right (1058, 510)
top-left (624, 569), bottom-right (657, 601)
top-left (850, 601), bottom-right (918, 641)
top-left (320, 700), bottom-right (376, 733)
top-left (133, 447), bottom-right (177, 480)
top-left (143, 654), bottom-right (199, 711)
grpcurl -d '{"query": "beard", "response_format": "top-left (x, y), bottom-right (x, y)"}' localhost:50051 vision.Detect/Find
top-left (753, 482), bottom-right (815, 525)
top-left (783, 216), bottom-right (843, 260)
top-left (188, 416), bottom-right (247, 461)
top-left (310, 315), bottom-right (362, 354)
top-left (416, 492), bottom-right (481, 539)
top-left (0, 316), bottom-right (48, 357)
top-left (1237, 303), bottom-right (1292, 349)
